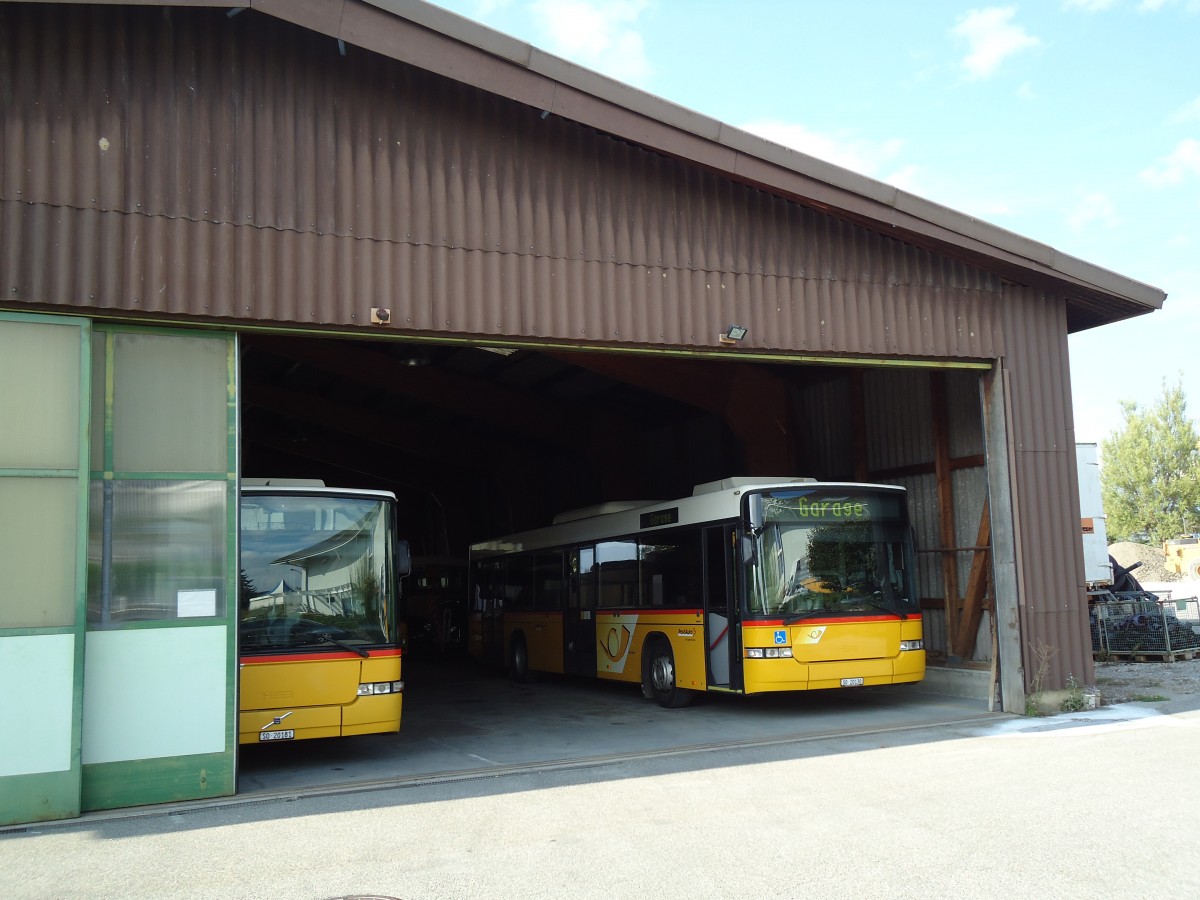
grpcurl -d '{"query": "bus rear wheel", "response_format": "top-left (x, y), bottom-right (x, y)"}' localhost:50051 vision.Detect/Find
top-left (642, 638), bottom-right (692, 708)
top-left (507, 633), bottom-right (536, 684)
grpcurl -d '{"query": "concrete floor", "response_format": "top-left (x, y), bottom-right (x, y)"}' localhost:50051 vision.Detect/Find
top-left (236, 654), bottom-right (1001, 798)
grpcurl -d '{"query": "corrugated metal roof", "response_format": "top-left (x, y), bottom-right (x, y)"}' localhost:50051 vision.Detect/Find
top-left (1, 0), bottom-right (1164, 325)
top-left (0, 4), bottom-right (1007, 359)
top-left (356, 0), bottom-right (1165, 321)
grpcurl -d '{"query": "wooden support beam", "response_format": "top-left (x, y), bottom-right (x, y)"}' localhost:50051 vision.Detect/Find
top-left (953, 497), bottom-right (993, 660)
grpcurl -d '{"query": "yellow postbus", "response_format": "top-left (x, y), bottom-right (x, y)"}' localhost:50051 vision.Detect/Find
top-left (468, 477), bottom-right (924, 707)
top-left (238, 481), bottom-right (411, 743)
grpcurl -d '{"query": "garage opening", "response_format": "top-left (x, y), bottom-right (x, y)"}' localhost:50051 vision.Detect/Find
top-left (238, 332), bottom-right (995, 674)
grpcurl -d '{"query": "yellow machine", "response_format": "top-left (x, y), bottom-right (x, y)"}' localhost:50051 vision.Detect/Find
top-left (1163, 537), bottom-right (1200, 579)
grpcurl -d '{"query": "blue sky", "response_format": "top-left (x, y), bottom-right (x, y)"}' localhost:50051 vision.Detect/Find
top-left (426, 1), bottom-right (1200, 444)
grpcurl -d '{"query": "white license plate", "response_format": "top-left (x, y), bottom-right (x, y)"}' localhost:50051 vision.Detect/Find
top-left (259, 729), bottom-right (295, 742)
top-left (840, 677), bottom-right (865, 687)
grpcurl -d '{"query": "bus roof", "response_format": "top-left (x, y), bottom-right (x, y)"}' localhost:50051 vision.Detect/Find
top-left (470, 479), bottom-right (906, 557)
top-left (241, 483), bottom-right (398, 502)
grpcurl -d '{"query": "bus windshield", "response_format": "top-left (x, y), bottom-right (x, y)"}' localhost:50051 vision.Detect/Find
top-left (239, 494), bottom-right (397, 652)
top-left (745, 488), bottom-right (917, 620)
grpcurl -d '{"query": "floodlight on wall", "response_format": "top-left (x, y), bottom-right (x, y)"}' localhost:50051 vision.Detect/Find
top-left (719, 324), bottom-right (748, 345)
top-left (371, 307), bottom-right (392, 325)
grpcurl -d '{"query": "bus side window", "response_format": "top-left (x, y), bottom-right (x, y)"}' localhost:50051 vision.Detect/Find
top-left (640, 527), bottom-right (703, 607)
top-left (596, 540), bottom-right (637, 607)
top-left (534, 551), bottom-right (565, 612)
top-left (507, 555), bottom-right (533, 611)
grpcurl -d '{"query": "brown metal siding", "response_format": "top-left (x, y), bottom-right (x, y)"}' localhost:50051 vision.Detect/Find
top-left (1000, 284), bottom-right (1092, 688)
top-left (2, 5), bottom-right (1005, 360)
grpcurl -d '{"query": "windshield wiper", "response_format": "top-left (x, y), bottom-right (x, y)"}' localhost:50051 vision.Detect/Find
top-left (317, 632), bottom-right (370, 658)
top-left (861, 598), bottom-right (907, 620)
top-left (783, 608), bottom-right (830, 625)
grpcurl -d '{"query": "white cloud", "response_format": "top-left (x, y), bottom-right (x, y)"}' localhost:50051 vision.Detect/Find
top-left (885, 164), bottom-right (923, 192)
top-left (951, 7), bottom-right (1042, 79)
top-left (1170, 96), bottom-right (1200, 124)
top-left (1068, 192), bottom-right (1120, 229)
top-left (738, 120), bottom-right (909, 180)
top-left (1140, 138), bottom-right (1200, 186)
top-left (529, 0), bottom-right (652, 85)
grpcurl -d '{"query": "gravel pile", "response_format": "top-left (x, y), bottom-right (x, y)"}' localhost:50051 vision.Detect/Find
top-left (1108, 541), bottom-right (1181, 582)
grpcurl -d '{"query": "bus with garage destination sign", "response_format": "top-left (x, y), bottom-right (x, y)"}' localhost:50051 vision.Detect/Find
top-left (467, 477), bottom-right (924, 706)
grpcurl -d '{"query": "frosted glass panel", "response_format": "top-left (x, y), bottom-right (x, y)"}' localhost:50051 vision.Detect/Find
top-left (112, 333), bottom-right (228, 473)
top-left (87, 480), bottom-right (227, 623)
top-left (0, 320), bottom-right (81, 470)
top-left (0, 478), bottom-right (78, 628)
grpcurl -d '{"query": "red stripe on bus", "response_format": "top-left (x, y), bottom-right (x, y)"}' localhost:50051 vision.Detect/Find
top-left (240, 648), bottom-right (402, 665)
top-left (747, 614), bottom-right (923, 626)
top-left (597, 608), bottom-right (702, 616)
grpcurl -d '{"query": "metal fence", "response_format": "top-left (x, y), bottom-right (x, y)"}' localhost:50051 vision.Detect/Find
top-left (1089, 591), bottom-right (1200, 660)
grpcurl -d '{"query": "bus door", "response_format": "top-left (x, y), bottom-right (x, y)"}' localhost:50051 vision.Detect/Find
top-left (703, 525), bottom-right (738, 689)
top-left (564, 547), bottom-right (598, 676)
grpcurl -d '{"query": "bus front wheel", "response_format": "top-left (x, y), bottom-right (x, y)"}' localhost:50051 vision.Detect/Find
top-left (642, 638), bottom-right (692, 708)
top-left (507, 633), bottom-right (536, 683)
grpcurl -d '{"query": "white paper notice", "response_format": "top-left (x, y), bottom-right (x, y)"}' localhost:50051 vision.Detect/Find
top-left (178, 589), bottom-right (217, 618)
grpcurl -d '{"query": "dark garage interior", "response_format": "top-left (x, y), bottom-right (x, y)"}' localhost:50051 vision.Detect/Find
top-left (240, 332), bottom-right (841, 555)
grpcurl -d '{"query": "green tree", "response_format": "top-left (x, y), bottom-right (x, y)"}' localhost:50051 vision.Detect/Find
top-left (1100, 379), bottom-right (1200, 544)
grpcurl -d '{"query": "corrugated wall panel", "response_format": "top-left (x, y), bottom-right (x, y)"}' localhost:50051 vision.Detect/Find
top-left (899, 472), bottom-right (942, 611)
top-left (863, 369), bottom-right (934, 472)
top-left (1000, 284), bottom-right (1091, 689)
top-left (791, 377), bottom-right (854, 480)
top-left (2, 5), bottom-right (1005, 361)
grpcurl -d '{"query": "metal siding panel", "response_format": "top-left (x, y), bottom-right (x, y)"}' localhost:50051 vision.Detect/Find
top-left (1002, 285), bottom-right (1092, 689)
top-left (901, 472), bottom-right (943, 610)
top-left (863, 369), bottom-right (934, 472)
top-left (2, 5), bottom-right (1008, 363)
top-left (948, 369), bottom-right (985, 458)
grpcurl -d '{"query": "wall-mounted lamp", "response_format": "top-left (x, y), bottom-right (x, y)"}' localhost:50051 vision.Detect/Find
top-left (371, 307), bottom-right (392, 325)
top-left (719, 324), bottom-right (748, 345)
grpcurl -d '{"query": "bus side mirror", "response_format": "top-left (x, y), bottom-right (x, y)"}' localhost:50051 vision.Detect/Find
top-left (748, 494), bottom-right (764, 535)
top-left (397, 540), bottom-right (412, 578)
top-left (740, 534), bottom-right (757, 566)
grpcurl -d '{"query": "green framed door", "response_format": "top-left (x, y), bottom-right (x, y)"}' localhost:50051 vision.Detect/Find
top-left (81, 326), bottom-right (238, 812)
top-left (0, 313), bottom-right (91, 826)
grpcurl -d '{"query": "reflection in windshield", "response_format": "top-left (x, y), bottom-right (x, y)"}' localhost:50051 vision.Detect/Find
top-left (746, 490), bottom-right (917, 619)
top-left (239, 495), bottom-right (395, 651)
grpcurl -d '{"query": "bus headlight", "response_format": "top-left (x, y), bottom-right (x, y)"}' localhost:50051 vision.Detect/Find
top-left (745, 647), bottom-right (794, 659)
top-left (899, 640), bottom-right (924, 651)
top-left (357, 680), bottom-right (404, 695)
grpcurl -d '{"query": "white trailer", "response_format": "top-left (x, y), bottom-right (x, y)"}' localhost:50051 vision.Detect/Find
top-left (1077, 443), bottom-right (1112, 587)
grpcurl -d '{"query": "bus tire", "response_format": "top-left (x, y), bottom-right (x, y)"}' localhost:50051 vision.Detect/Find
top-left (642, 637), bottom-right (692, 708)
top-left (507, 632), bottom-right (536, 684)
